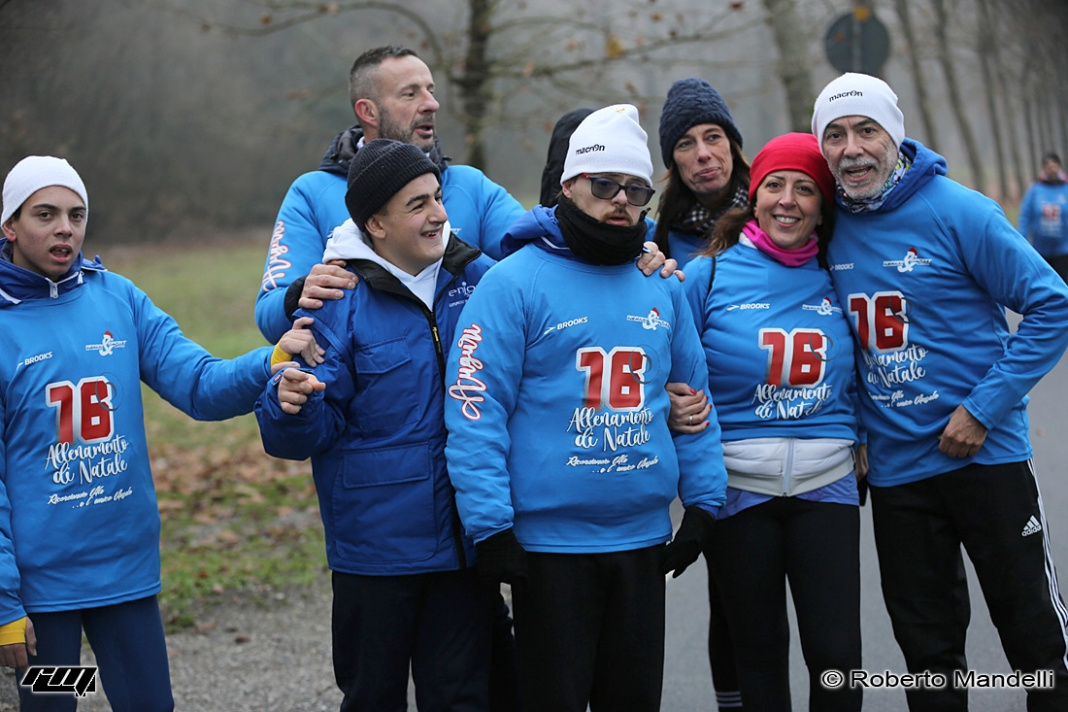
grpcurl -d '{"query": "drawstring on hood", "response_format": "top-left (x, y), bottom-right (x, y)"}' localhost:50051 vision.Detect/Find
top-left (0, 238), bottom-right (106, 306)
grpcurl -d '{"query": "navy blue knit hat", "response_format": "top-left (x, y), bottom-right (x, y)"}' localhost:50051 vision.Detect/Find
top-left (345, 139), bottom-right (440, 232)
top-left (659, 78), bottom-right (743, 168)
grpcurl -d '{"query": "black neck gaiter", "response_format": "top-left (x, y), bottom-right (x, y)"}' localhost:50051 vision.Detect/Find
top-left (555, 197), bottom-right (648, 265)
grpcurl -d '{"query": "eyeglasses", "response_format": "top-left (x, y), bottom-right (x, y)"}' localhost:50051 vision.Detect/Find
top-left (580, 173), bottom-right (656, 207)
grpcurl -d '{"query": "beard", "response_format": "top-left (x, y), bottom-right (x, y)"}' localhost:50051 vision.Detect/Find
top-left (379, 111), bottom-right (436, 152)
top-left (833, 149), bottom-right (896, 200)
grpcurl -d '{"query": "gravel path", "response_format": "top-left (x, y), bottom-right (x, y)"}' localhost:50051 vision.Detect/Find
top-left (0, 572), bottom-right (345, 711)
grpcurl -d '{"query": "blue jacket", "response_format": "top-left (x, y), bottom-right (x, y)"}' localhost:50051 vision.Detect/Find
top-left (0, 240), bottom-right (272, 624)
top-left (826, 140), bottom-right (1068, 486)
top-left (1019, 177), bottom-right (1068, 258)
top-left (445, 206), bottom-right (726, 553)
top-left (255, 127), bottom-right (524, 342)
top-left (256, 228), bottom-right (495, 576)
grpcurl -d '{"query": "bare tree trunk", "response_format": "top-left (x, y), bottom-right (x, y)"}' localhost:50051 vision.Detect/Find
top-left (931, 0), bottom-right (984, 190)
top-left (975, 0), bottom-right (1007, 200)
top-left (1038, 95), bottom-right (1056, 158)
top-left (456, 0), bottom-right (493, 170)
top-left (1059, 83), bottom-right (1068, 156)
top-left (892, 0), bottom-right (938, 152)
top-left (992, 0), bottom-right (1030, 200)
top-left (761, 0), bottom-right (815, 133)
top-left (1023, 91), bottom-right (1040, 179)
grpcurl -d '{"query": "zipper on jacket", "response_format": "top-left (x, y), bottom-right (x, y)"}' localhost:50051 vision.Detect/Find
top-left (426, 281), bottom-right (469, 570)
top-left (354, 250), bottom-right (482, 570)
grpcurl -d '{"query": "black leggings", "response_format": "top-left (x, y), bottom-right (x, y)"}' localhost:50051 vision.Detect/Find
top-left (709, 497), bottom-right (862, 712)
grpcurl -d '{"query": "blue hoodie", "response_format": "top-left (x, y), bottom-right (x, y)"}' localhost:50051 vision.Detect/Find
top-left (444, 206), bottom-right (726, 553)
top-left (1019, 176), bottom-right (1068, 259)
top-left (826, 140), bottom-right (1068, 486)
top-left (0, 240), bottom-right (271, 624)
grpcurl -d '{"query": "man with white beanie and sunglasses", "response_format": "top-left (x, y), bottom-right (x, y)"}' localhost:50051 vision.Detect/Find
top-left (0, 156), bottom-right (314, 711)
top-left (812, 73), bottom-right (1068, 711)
top-left (443, 104), bottom-right (727, 711)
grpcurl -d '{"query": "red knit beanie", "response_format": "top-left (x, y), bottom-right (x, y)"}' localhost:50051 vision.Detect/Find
top-left (748, 132), bottom-right (836, 204)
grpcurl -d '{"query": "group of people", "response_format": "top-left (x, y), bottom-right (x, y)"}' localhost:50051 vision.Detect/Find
top-left (1, 43), bottom-right (1068, 712)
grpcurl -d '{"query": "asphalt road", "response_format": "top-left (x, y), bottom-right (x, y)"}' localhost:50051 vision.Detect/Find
top-left (663, 350), bottom-right (1068, 712)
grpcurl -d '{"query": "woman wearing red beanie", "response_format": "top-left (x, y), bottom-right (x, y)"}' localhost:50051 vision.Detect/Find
top-left (672, 133), bottom-right (865, 711)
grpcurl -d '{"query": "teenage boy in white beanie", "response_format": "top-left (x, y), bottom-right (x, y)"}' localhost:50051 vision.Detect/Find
top-left (0, 156), bottom-right (314, 712)
top-left (442, 104), bottom-right (727, 711)
top-left (812, 73), bottom-right (1068, 711)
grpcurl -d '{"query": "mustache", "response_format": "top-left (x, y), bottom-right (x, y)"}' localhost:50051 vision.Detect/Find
top-left (837, 156), bottom-right (876, 170)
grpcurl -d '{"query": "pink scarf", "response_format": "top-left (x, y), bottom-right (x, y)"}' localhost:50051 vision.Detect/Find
top-left (742, 220), bottom-right (818, 267)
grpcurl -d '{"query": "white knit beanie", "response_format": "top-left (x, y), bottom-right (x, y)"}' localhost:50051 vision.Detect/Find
top-left (811, 73), bottom-right (905, 153)
top-left (561, 104), bottom-right (654, 186)
top-left (2, 156), bottom-right (89, 225)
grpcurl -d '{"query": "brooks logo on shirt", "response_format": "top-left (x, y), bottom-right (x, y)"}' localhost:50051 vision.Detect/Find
top-left (16, 351), bottom-right (53, 370)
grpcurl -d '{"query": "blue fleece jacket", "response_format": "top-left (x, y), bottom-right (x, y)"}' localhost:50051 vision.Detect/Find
top-left (1019, 178), bottom-right (1068, 259)
top-left (444, 206), bottom-right (726, 553)
top-left (0, 240), bottom-right (271, 624)
top-left (826, 140), bottom-right (1068, 486)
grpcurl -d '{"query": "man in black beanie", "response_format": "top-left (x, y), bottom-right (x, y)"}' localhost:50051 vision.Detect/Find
top-left (257, 138), bottom-right (501, 712)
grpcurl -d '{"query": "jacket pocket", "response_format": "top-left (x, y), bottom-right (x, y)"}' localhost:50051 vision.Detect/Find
top-left (351, 337), bottom-right (420, 436)
top-left (331, 442), bottom-right (440, 565)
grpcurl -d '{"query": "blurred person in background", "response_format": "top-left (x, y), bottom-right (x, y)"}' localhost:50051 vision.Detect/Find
top-left (1019, 151), bottom-right (1068, 283)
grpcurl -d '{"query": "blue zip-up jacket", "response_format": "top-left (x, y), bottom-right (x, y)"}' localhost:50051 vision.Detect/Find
top-left (1019, 177), bottom-right (1068, 259)
top-left (826, 140), bottom-right (1068, 487)
top-left (255, 126), bottom-right (524, 342)
top-left (256, 225), bottom-right (495, 575)
top-left (0, 240), bottom-right (272, 625)
top-left (444, 205), bottom-right (727, 553)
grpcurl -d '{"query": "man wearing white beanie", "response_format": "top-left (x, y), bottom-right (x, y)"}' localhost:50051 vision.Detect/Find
top-left (0, 156), bottom-right (313, 710)
top-left (443, 104), bottom-right (727, 711)
top-left (812, 74), bottom-right (1068, 711)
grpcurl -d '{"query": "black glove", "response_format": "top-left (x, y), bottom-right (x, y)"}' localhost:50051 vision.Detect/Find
top-left (660, 506), bottom-right (716, 578)
top-left (476, 528), bottom-right (528, 585)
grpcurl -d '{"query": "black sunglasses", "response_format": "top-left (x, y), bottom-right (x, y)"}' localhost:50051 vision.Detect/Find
top-left (580, 173), bottom-right (656, 207)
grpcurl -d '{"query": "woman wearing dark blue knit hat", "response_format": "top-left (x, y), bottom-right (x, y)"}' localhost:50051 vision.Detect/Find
top-left (653, 77), bottom-right (750, 264)
top-left (656, 76), bottom-right (747, 712)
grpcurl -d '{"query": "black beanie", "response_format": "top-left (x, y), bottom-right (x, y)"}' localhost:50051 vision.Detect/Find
top-left (540, 107), bottom-right (594, 207)
top-left (345, 138), bottom-right (441, 232)
top-left (658, 78), bottom-right (743, 168)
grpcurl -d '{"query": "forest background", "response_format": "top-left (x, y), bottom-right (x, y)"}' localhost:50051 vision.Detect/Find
top-left (0, 0), bottom-right (1066, 627)
top-left (1, 0), bottom-right (1066, 241)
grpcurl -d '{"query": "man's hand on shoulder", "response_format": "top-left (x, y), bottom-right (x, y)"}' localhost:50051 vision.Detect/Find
top-left (637, 241), bottom-right (684, 281)
top-left (299, 261), bottom-right (358, 311)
